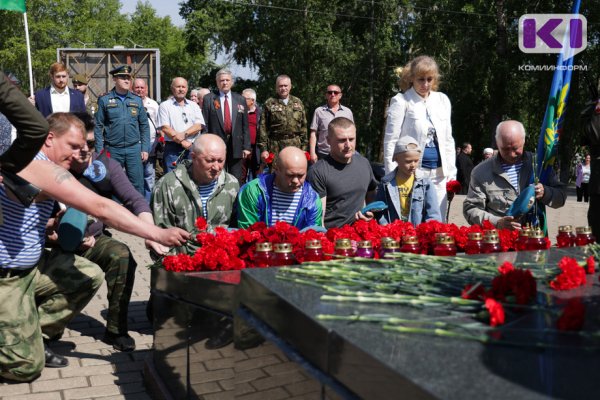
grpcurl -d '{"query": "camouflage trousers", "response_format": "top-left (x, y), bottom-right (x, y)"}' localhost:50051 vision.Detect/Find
top-left (267, 136), bottom-right (307, 154)
top-left (78, 234), bottom-right (137, 335)
top-left (0, 250), bottom-right (103, 382)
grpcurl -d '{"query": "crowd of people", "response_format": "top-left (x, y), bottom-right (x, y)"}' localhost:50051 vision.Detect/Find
top-left (2, 52), bottom-right (596, 382)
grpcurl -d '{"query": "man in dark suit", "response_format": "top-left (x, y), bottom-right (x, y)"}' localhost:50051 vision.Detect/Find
top-left (202, 69), bottom-right (251, 184)
top-left (33, 62), bottom-right (86, 118)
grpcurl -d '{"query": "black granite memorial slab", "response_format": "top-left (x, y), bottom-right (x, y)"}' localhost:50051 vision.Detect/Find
top-left (238, 247), bottom-right (600, 399)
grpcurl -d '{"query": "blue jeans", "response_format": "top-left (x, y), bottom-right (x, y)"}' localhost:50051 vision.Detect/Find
top-left (163, 142), bottom-right (189, 174)
top-left (143, 159), bottom-right (155, 202)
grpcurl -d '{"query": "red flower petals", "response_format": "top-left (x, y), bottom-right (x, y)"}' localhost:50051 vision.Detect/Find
top-left (446, 180), bottom-right (462, 194)
top-left (485, 298), bottom-right (505, 327)
top-left (550, 257), bottom-right (586, 291)
top-left (556, 298), bottom-right (585, 331)
top-left (586, 256), bottom-right (595, 275)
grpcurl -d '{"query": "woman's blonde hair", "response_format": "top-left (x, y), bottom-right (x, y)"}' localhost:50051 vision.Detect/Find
top-left (399, 55), bottom-right (441, 92)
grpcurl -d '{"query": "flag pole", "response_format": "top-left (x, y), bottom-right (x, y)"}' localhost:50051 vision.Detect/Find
top-left (23, 12), bottom-right (34, 96)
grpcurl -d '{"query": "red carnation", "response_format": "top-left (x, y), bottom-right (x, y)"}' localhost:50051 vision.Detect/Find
top-left (265, 152), bottom-right (275, 165)
top-left (195, 217), bottom-right (208, 232)
top-left (158, 136), bottom-right (165, 144)
top-left (485, 298), bottom-right (505, 327)
top-left (446, 180), bottom-right (462, 194)
top-left (498, 261), bottom-right (515, 275)
top-left (586, 256), bottom-right (595, 275)
top-left (304, 151), bottom-right (311, 161)
top-left (556, 298), bottom-right (585, 331)
top-left (461, 283), bottom-right (485, 301)
top-left (550, 257), bottom-right (586, 291)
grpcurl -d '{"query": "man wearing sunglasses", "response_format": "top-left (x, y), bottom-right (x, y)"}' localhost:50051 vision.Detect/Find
top-left (309, 84), bottom-right (354, 164)
top-left (94, 65), bottom-right (150, 195)
top-left (158, 77), bottom-right (205, 173)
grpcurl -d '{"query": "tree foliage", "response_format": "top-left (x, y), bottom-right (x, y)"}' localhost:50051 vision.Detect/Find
top-left (180, 0), bottom-right (599, 176)
top-left (0, 0), bottom-right (212, 97)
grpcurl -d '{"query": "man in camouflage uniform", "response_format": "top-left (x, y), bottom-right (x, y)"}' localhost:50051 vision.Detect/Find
top-left (258, 75), bottom-right (308, 161)
top-left (151, 134), bottom-right (239, 255)
top-left (94, 65), bottom-right (150, 195)
top-left (1, 113), bottom-right (189, 381)
top-left (1, 113), bottom-right (104, 380)
top-left (52, 112), bottom-right (157, 351)
top-left (72, 74), bottom-right (98, 115)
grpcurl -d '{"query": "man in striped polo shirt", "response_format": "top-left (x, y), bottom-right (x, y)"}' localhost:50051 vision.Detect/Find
top-left (0, 113), bottom-right (190, 382)
top-left (463, 120), bottom-right (566, 230)
top-left (237, 146), bottom-right (322, 229)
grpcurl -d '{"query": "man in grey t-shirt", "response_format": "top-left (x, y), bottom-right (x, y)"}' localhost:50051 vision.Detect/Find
top-left (308, 117), bottom-right (377, 229)
top-left (309, 84), bottom-right (354, 164)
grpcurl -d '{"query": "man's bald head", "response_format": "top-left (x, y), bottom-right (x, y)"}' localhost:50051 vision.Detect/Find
top-left (274, 146), bottom-right (307, 193)
top-left (191, 134), bottom-right (226, 185)
top-left (193, 133), bottom-right (226, 156)
top-left (495, 120), bottom-right (526, 165)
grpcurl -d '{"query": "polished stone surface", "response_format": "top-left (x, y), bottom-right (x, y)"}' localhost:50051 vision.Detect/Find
top-left (239, 247), bottom-right (600, 399)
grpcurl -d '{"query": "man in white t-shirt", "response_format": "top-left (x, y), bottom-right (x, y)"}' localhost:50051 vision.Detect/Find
top-left (158, 77), bottom-right (205, 173)
top-left (134, 78), bottom-right (161, 200)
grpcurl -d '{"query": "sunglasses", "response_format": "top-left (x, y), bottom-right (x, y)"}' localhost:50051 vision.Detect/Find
top-left (326, 90), bottom-right (341, 95)
top-left (182, 112), bottom-right (188, 124)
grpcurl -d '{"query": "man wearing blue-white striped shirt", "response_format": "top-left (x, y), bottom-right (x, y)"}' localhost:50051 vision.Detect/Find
top-left (0, 113), bottom-right (190, 382)
top-left (463, 120), bottom-right (566, 230)
top-left (237, 146), bottom-right (322, 229)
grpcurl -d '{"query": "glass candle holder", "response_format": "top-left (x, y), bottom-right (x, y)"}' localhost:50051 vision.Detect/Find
top-left (464, 232), bottom-right (482, 255)
top-left (515, 228), bottom-right (531, 252)
top-left (556, 225), bottom-right (575, 248)
top-left (576, 226), bottom-right (596, 246)
top-left (434, 235), bottom-right (457, 256)
top-left (254, 242), bottom-right (273, 267)
top-left (481, 233), bottom-right (501, 254)
top-left (356, 240), bottom-right (374, 258)
top-left (272, 243), bottom-right (296, 266)
top-left (400, 235), bottom-right (421, 254)
top-left (335, 238), bottom-right (355, 257)
top-left (380, 239), bottom-right (400, 259)
top-left (304, 239), bottom-right (324, 262)
top-left (527, 229), bottom-right (547, 251)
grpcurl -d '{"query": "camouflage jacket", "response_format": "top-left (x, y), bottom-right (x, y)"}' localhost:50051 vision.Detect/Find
top-left (258, 94), bottom-right (308, 153)
top-left (151, 160), bottom-right (239, 255)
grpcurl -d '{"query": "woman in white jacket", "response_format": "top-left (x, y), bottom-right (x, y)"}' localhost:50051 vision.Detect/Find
top-left (384, 56), bottom-right (456, 222)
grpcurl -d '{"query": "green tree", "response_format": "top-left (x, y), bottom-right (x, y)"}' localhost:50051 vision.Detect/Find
top-left (127, 1), bottom-right (214, 96)
top-left (180, 0), bottom-right (407, 159)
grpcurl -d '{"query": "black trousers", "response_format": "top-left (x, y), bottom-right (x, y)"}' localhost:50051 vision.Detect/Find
top-left (577, 182), bottom-right (589, 202)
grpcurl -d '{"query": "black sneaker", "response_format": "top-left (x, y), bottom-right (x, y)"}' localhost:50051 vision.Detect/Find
top-left (103, 331), bottom-right (136, 352)
top-left (44, 344), bottom-right (69, 368)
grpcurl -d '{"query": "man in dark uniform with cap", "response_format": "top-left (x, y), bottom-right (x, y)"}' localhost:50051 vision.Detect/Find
top-left (72, 74), bottom-right (97, 115)
top-left (94, 65), bottom-right (150, 195)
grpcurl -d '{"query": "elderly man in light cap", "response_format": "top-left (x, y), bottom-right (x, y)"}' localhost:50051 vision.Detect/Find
top-left (482, 147), bottom-right (494, 160)
top-left (370, 136), bottom-right (441, 225)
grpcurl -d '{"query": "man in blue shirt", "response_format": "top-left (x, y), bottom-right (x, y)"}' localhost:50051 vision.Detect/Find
top-left (94, 65), bottom-right (150, 194)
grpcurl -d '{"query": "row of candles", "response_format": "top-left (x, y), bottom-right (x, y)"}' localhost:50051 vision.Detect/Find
top-left (253, 225), bottom-right (596, 267)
